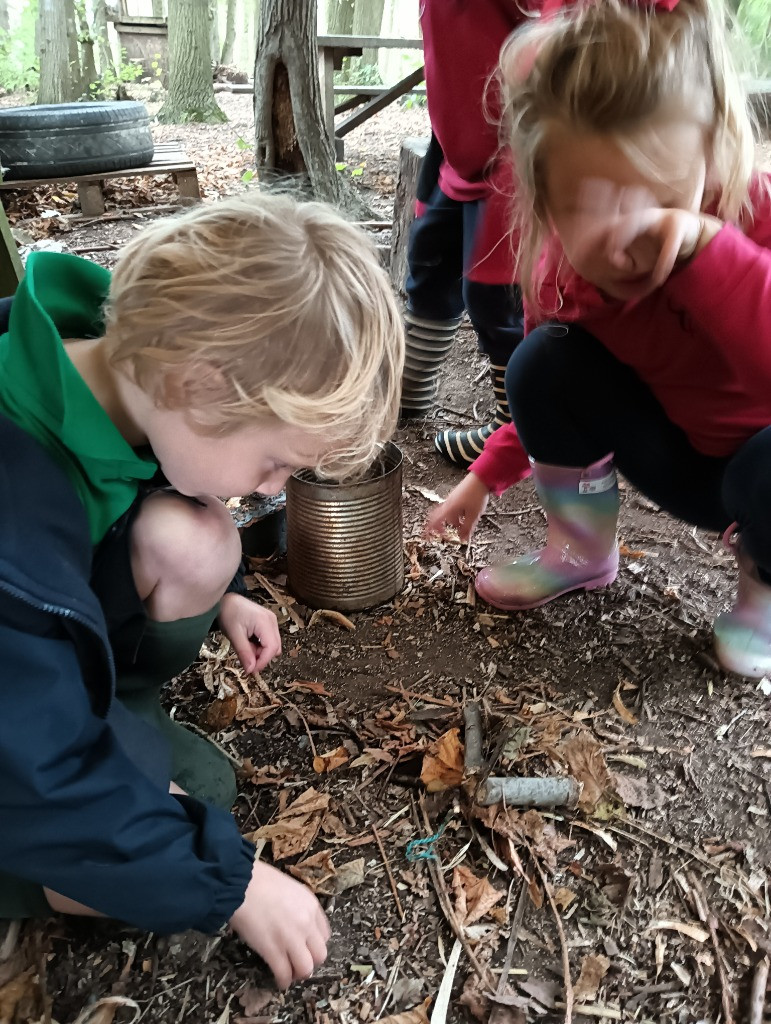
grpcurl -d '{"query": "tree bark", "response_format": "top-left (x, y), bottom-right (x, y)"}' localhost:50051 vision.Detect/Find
top-left (208, 0), bottom-right (220, 64)
top-left (390, 137), bottom-right (428, 293)
top-left (78, 1), bottom-right (98, 96)
top-left (65, 0), bottom-right (83, 99)
top-left (158, 0), bottom-right (227, 123)
top-left (38, 0), bottom-right (72, 104)
top-left (254, 0), bottom-right (368, 211)
top-left (326, 0), bottom-right (354, 34)
top-left (92, 0), bottom-right (115, 77)
top-left (0, 0), bottom-right (9, 35)
top-left (220, 0), bottom-right (236, 63)
top-left (152, 0), bottom-right (165, 15)
top-left (352, 0), bottom-right (386, 66)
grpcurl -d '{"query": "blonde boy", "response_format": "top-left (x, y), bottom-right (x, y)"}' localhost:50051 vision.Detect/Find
top-left (0, 194), bottom-right (403, 988)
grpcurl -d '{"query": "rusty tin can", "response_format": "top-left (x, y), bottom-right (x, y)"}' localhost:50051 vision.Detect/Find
top-left (286, 442), bottom-right (404, 611)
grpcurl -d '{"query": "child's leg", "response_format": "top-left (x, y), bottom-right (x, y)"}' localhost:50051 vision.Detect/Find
top-left (95, 491), bottom-right (243, 809)
top-left (434, 278), bottom-right (524, 465)
top-left (476, 324), bottom-right (731, 610)
top-left (401, 184), bottom-right (465, 417)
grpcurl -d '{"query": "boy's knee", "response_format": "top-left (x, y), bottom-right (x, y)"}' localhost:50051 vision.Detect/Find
top-left (131, 493), bottom-right (242, 612)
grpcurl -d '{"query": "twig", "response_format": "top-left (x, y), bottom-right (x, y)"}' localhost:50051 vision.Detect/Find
top-left (749, 956), bottom-right (769, 1024)
top-left (372, 823), bottom-right (405, 921)
top-left (528, 844), bottom-right (573, 1024)
top-left (496, 871), bottom-right (529, 998)
top-left (430, 938), bottom-right (463, 1024)
top-left (284, 700), bottom-right (317, 758)
top-left (688, 874), bottom-right (734, 1024)
top-left (416, 795), bottom-right (497, 995)
top-left (252, 572), bottom-right (305, 629)
top-left (464, 702), bottom-right (484, 773)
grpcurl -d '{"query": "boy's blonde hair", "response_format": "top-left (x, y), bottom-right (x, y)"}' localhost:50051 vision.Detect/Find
top-left (498, 0), bottom-right (760, 312)
top-left (103, 193), bottom-right (404, 480)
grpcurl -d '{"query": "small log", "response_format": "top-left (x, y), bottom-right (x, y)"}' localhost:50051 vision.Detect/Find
top-left (389, 136), bottom-right (429, 294)
top-left (476, 776), bottom-right (581, 808)
top-left (464, 701), bottom-right (484, 773)
top-left (749, 956), bottom-right (769, 1024)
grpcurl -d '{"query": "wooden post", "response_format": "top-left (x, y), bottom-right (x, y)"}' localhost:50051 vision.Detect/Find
top-left (389, 136), bottom-right (428, 295)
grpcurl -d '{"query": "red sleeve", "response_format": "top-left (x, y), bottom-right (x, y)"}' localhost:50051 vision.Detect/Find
top-left (470, 422), bottom-right (532, 495)
top-left (664, 190), bottom-right (771, 386)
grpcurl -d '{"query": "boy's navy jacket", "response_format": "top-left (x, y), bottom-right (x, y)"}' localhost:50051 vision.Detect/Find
top-left (0, 308), bottom-right (254, 932)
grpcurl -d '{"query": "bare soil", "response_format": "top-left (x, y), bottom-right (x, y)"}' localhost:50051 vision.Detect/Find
top-left (1, 92), bottom-right (770, 1024)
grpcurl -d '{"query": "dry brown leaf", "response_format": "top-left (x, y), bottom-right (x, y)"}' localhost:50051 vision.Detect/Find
top-left (452, 865), bottom-right (504, 926)
top-left (619, 544), bottom-right (647, 558)
top-left (72, 996), bottom-right (141, 1024)
top-left (611, 684), bottom-right (639, 726)
top-left (553, 886), bottom-right (577, 911)
top-left (203, 693), bottom-right (239, 731)
top-left (313, 745), bottom-right (350, 774)
top-left (237, 984), bottom-right (275, 1017)
top-left (331, 857), bottom-right (366, 893)
top-left (475, 805), bottom-right (574, 874)
top-left (287, 679), bottom-right (332, 696)
top-left (574, 954), bottom-right (610, 1002)
top-left (611, 772), bottom-right (667, 810)
top-left (250, 787), bottom-right (330, 860)
top-left (0, 968), bottom-right (39, 1023)
top-left (288, 850), bottom-right (337, 894)
top-left (646, 919), bottom-right (710, 943)
top-left (235, 704), bottom-right (280, 725)
top-left (420, 727), bottom-right (465, 792)
top-left (307, 608), bottom-right (356, 631)
top-left (378, 996), bottom-right (432, 1024)
top-left (555, 733), bottom-right (612, 813)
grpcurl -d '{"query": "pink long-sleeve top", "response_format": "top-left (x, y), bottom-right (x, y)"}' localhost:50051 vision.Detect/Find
top-left (472, 178), bottom-right (771, 494)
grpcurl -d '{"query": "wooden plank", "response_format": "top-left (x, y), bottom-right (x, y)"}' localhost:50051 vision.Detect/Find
top-left (0, 160), bottom-right (196, 190)
top-left (337, 65), bottom-right (425, 138)
top-left (0, 193), bottom-right (22, 294)
top-left (333, 84), bottom-right (425, 95)
top-left (317, 35), bottom-right (422, 49)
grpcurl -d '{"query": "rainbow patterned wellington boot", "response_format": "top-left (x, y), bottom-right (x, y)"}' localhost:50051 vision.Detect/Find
top-left (475, 455), bottom-right (619, 610)
top-left (713, 529), bottom-right (771, 678)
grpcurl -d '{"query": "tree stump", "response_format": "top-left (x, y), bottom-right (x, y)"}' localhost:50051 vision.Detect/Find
top-left (389, 136), bottom-right (428, 295)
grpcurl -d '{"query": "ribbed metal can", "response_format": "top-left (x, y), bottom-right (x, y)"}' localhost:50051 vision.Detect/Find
top-left (286, 442), bottom-right (404, 611)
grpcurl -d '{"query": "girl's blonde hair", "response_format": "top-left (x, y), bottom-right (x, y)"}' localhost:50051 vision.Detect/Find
top-left (104, 193), bottom-right (404, 480)
top-left (498, 0), bottom-right (759, 311)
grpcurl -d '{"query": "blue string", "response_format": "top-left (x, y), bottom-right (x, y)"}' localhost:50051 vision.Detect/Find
top-left (405, 818), bottom-right (449, 863)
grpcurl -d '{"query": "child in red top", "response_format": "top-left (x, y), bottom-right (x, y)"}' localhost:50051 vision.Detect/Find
top-left (400, 0), bottom-right (533, 476)
top-left (427, 0), bottom-right (771, 678)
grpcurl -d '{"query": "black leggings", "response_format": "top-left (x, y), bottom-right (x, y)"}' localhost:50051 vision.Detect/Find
top-left (506, 324), bottom-right (771, 576)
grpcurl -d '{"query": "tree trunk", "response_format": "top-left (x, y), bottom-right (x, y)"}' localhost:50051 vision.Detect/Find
top-left (37, 0), bottom-right (72, 104)
top-left (220, 0), bottom-right (236, 63)
top-left (152, 0), bottom-right (165, 15)
top-left (0, 0), bottom-right (9, 35)
top-left (254, 0), bottom-right (367, 212)
top-left (92, 0), bottom-right (115, 76)
top-left (158, 0), bottom-right (227, 123)
top-left (390, 137), bottom-right (428, 293)
top-left (65, 0), bottom-right (83, 99)
top-left (352, 0), bottom-right (386, 66)
top-left (78, 1), bottom-right (98, 96)
top-left (208, 0), bottom-right (220, 64)
top-left (326, 0), bottom-right (353, 34)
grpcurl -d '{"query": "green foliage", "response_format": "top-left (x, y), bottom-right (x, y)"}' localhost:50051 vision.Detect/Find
top-left (736, 0), bottom-right (771, 75)
top-left (88, 49), bottom-right (143, 100)
top-left (335, 159), bottom-right (366, 178)
top-left (0, 0), bottom-right (39, 94)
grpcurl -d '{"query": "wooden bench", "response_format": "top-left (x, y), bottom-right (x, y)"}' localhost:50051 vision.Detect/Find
top-left (0, 141), bottom-right (201, 218)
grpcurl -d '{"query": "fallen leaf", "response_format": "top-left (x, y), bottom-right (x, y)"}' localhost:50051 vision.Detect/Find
top-left (288, 850), bottom-right (337, 894)
top-left (555, 733), bottom-right (612, 813)
top-left (411, 485), bottom-right (444, 503)
top-left (646, 920), bottom-right (710, 943)
top-left (0, 968), bottom-right (39, 1023)
top-left (287, 679), bottom-right (332, 697)
top-left (553, 886), bottom-right (577, 911)
top-left (71, 996), bottom-right (141, 1024)
top-left (420, 727), bottom-right (464, 792)
top-left (250, 787), bottom-right (330, 860)
top-left (452, 865), bottom-right (504, 926)
top-left (237, 985), bottom-right (275, 1017)
top-left (313, 745), bottom-right (350, 774)
top-left (235, 704), bottom-right (280, 725)
top-left (574, 954), bottom-right (610, 1002)
top-left (612, 684), bottom-right (639, 726)
top-left (619, 544), bottom-right (647, 558)
top-left (332, 857), bottom-right (366, 893)
top-left (378, 996), bottom-right (432, 1024)
top-left (519, 977), bottom-right (559, 1009)
top-left (611, 772), bottom-right (667, 810)
top-left (203, 693), bottom-right (239, 731)
top-left (307, 608), bottom-right (356, 631)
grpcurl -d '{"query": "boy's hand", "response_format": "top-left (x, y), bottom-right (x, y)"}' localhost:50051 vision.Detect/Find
top-left (230, 861), bottom-right (331, 989)
top-left (424, 472), bottom-right (491, 543)
top-left (219, 593), bottom-right (281, 674)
